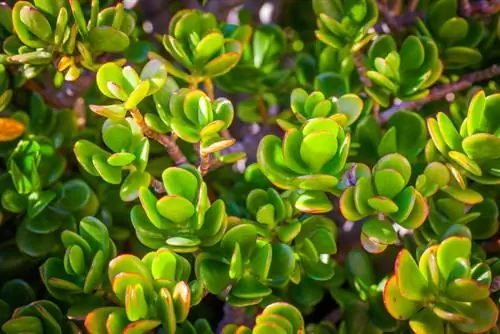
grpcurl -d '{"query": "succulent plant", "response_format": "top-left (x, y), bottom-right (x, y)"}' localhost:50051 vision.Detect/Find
top-left (415, 0), bottom-right (484, 69)
top-left (74, 118), bottom-right (151, 200)
top-left (365, 35), bottom-right (442, 107)
top-left (384, 237), bottom-right (499, 333)
top-left (4, 0), bottom-right (135, 80)
top-left (340, 153), bottom-right (428, 252)
top-left (0, 279), bottom-right (36, 327)
top-left (90, 60), bottom-right (168, 118)
top-left (159, 9), bottom-right (243, 83)
top-left (40, 217), bottom-right (117, 301)
top-left (216, 24), bottom-right (289, 94)
top-left (131, 165), bottom-right (228, 251)
top-left (196, 222), bottom-right (295, 306)
top-left (313, 0), bottom-right (379, 52)
top-left (295, 46), bottom-right (357, 96)
top-left (1, 0), bottom-right (500, 332)
top-left (258, 117), bottom-right (350, 213)
top-left (85, 248), bottom-right (194, 334)
top-left (157, 88), bottom-right (234, 145)
top-left (2, 300), bottom-right (79, 334)
top-left (223, 302), bottom-right (305, 333)
top-left (427, 90), bottom-right (500, 185)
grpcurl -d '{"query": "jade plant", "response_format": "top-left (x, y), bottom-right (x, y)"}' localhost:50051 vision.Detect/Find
top-left (0, 0), bottom-right (500, 333)
top-left (384, 236), bottom-right (498, 333)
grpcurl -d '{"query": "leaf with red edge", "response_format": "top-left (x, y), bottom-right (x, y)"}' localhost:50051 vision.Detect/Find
top-left (383, 275), bottom-right (423, 320)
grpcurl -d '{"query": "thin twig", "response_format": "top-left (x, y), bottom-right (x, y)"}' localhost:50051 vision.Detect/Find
top-left (373, 0), bottom-right (500, 34)
top-left (373, 10), bottom-right (424, 33)
top-left (377, 2), bottom-right (401, 32)
top-left (199, 152), bottom-right (211, 176)
top-left (204, 79), bottom-right (215, 100)
top-left (130, 108), bottom-right (188, 165)
top-left (74, 97), bottom-right (86, 130)
top-left (353, 51), bottom-right (372, 87)
top-left (151, 178), bottom-right (166, 194)
top-left (378, 64), bottom-right (500, 124)
top-left (257, 95), bottom-right (268, 121)
top-left (461, 0), bottom-right (472, 16)
top-left (24, 80), bottom-right (73, 108)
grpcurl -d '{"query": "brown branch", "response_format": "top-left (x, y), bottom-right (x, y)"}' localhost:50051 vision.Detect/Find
top-left (374, 0), bottom-right (500, 33)
top-left (74, 97), bottom-right (86, 130)
top-left (198, 152), bottom-right (211, 176)
top-left (151, 178), bottom-right (166, 194)
top-left (130, 108), bottom-right (188, 165)
top-left (378, 64), bottom-right (500, 124)
top-left (377, 3), bottom-right (401, 32)
top-left (461, 0), bottom-right (472, 16)
top-left (24, 80), bottom-right (74, 108)
top-left (353, 51), bottom-right (372, 87)
top-left (257, 95), bottom-right (268, 121)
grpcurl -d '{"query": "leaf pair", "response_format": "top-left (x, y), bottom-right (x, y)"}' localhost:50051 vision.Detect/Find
top-left (93, 60), bottom-right (168, 116)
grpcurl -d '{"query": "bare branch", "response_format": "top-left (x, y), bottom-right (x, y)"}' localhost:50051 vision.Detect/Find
top-left (130, 108), bottom-right (188, 165)
top-left (378, 64), bottom-right (500, 124)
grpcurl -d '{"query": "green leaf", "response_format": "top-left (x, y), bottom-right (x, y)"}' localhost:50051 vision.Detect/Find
top-left (19, 6), bottom-right (52, 42)
top-left (449, 298), bottom-right (498, 333)
top-left (409, 308), bottom-right (444, 334)
top-left (466, 90), bottom-right (486, 136)
top-left (199, 259), bottom-right (230, 294)
top-left (462, 133), bottom-right (500, 161)
top-left (231, 275), bottom-right (272, 299)
top-left (383, 275), bottom-right (422, 320)
top-left (120, 170), bottom-right (151, 202)
top-left (374, 169), bottom-right (405, 199)
top-left (295, 191), bottom-right (333, 214)
top-left (361, 218), bottom-right (397, 247)
top-left (395, 249), bottom-right (430, 301)
top-left (156, 195), bottom-right (195, 224)
top-left (367, 196), bottom-right (398, 213)
top-left (436, 236), bottom-right (471, 280)
top-left (438, 17), bottom-right (469, 44)
top-left (203, 52), bottom-right (241, 77)
top-left (300, 131), bottom-right (337, 172)
top-left (400, 36), bottom-right (425, 71)
top-left (173, 281), bottom-right (190, 322)
top-left (140, 59), bottom-right (168, 95)
top-left (162, 167), bottom-right (199, 203)
top-left (445, 278), bottom-right (490, 302)
top-left (194, 32), bottom-right (224, 66)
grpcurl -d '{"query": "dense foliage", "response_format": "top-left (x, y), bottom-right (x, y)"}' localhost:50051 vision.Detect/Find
top-left (0, 0), bottom-right (499, 333)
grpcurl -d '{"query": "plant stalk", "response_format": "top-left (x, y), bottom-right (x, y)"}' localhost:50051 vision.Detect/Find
top-left (199, 152), bottom-right (211, 176)
top-left (378, 64), bottom-right (500, 124)
top-left (130, 108), bottom-right (188, 165)
top-left (204, 79), bottom-right (215, 100)
top-left (151, 177), bottom-right (166, 194)
top-left (353, 51), bottom-right (372, 87)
